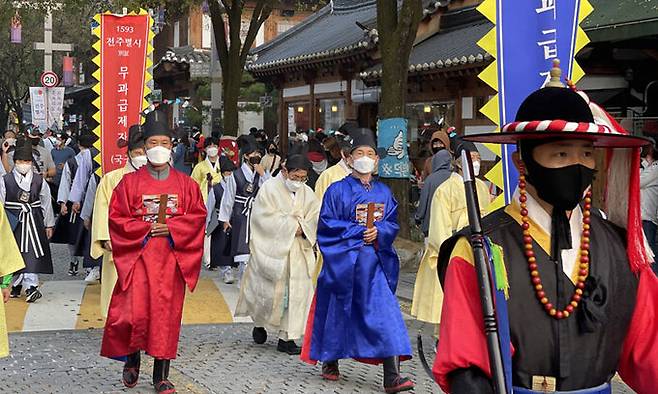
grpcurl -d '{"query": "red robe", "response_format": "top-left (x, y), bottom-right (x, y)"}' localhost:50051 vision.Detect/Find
top-left (100, 167), bottom-right (206, 360)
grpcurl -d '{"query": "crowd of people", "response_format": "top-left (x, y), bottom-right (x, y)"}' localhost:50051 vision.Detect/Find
top-left (0, 65), bottom-right (657, 394)
top-left (0, 116), bottom-right (417, 393)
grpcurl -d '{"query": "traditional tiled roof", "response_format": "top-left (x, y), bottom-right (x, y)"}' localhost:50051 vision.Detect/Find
top-left (583, 0), bottom-right (658, 42)
top-left (157, 46), bottom-right (211, 67)
top-left (360, 21), bottom-right (492, 81)
top-left (247, 1), bottom-right (379, 75)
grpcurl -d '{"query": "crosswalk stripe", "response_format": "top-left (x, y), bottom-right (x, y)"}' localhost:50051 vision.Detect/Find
top-left (22, 281), bottom-right (87, 331)
top-left (213, 279), bottom-right (252, 323)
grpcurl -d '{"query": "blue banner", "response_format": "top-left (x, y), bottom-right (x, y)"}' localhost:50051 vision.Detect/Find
top-left (377, 117), bottom-right (410, 179)
top-left (497, 0), bottom-right (582, 203)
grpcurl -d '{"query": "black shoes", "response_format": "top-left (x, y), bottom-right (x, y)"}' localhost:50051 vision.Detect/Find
top-left (252, 327), bottom-right (267, 344)
top-left (68, 261), bottom-right (79, 276)
top-left (383, 356), bottom-right (415, 393)
top-left (153, 359), bottom-right (175, 393)
top-left (10, 285), bottom-right (21, 298)
top-left (122, 352), bottom-right (141, 388)
top-left (277, 339), bottom-right (302, 355)
top-left (25, 287), bottom-right (42, 303)
top-left (321, 361), bottom-right (340, 381)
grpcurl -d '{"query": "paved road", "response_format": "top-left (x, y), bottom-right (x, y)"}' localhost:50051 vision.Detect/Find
top-left (2, 244), bottom-right (636, 393)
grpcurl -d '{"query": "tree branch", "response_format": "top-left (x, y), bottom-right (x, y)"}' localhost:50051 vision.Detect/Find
top-left (209, 0), bottom-right (230, 67)
top-left (239, 0), bottom-right (273, 63)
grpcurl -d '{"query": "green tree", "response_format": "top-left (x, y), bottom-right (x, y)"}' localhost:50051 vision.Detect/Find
top-left (376, 0), bottom-right (423, 239)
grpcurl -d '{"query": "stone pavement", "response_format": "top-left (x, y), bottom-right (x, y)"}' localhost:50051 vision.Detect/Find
top-left (1, 322), bottom-right (441, 393)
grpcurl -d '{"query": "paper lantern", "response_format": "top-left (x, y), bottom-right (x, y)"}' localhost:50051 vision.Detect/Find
top-left (10, 12), bottom-right (21, 44)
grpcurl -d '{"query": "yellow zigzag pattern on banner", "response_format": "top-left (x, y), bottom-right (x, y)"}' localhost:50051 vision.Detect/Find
top-left (475, 0), bottom-right (593, 211)
top-left (91, 9), bottom-right (154, 176)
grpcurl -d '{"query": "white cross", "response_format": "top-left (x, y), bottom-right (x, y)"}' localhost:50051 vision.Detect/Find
top-left (33, 11), bottom-right (74, 72)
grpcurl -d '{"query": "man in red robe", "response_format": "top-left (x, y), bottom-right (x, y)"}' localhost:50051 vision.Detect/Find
top-left (100, 111), bottom-right (206, 394)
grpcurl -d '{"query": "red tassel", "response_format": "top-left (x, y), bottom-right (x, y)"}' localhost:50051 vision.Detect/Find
top-left (627, 148), bottom-right (650, 273)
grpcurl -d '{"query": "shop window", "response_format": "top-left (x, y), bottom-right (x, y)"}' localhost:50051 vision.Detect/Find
top-left (287, 103), bottom-right (310, 134)
top-left (317, 99), bottom-right (346, 134)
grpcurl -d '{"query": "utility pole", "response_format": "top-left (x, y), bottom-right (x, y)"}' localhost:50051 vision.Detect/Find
top-left (33, 10), bottom-right (74, 73)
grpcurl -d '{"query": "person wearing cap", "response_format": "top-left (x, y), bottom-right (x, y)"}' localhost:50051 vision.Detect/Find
top-left (306, 138), bottom-right (328, 189)
top-left (411, 139), bottom-right (491, 336)
top-left (206, 156), bottom-right (238, 283)
top-left (0, 140), bottom-right (55, 303)
top-left (218, 135), bottom-right (270, 283)
top-left (191, 136), bottom-right (223, 203)
top-left (91, 125), bottom-right (148, 318)
top-left (432, 69), bottom-right (658, 393)
top-left (53, 133), bottom-right (97, 277)
top-left (236, 154), bottom-right (320, 356)
top-left (301, 128), bottom-right (414, 393)
top-left (100, 111), bottom-right (206, 394)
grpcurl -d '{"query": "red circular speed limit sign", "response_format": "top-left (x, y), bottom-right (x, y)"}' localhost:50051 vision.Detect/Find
top-left (40, 71), bottom-right (60, 88)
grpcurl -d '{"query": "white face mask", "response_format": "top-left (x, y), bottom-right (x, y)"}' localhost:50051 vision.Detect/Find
top-left (206, 146), bottom-right (219, 158)
top-left (472, 161), bottom-right (481, 177)
top-left (130, 155), bottom-right (148, 169)
top-left (285, 178), bottom-right (304, 193)
top-left (312, 160), bottom-right (328, 174)
top-left (351, 156), bottom-right (376, 174)
top-left (146, 146), bottom-right (172, 165)
top-left (15, 163), bottom-right (32, 175)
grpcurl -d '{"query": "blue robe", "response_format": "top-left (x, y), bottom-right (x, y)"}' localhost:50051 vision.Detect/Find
top-left (303, 176), bottom-right (412, 363)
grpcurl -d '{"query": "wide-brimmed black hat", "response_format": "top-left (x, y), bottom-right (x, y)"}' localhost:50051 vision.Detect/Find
top-left (285, 154), bottom-right (312, 172)
top-left (142, 110), bottom-right (172, 139)
top-left (349, 128), bottom-right (376, 152)
top-left (13, 140), bottom-right (33, 162)
top-left (464, 62), bottom-right (650, 148)
top-left (219, 156), bottom-right (236, 172)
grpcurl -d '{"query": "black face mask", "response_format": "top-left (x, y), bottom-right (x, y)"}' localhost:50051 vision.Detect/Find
top-left (30, 138), bottom-right (40, 147)
top-left (268, 148), bottom-right (277, 155)
top-left (525, 162), bottom-right (595, 211)
top-left (431, 146), bottom-right (444, 154)
top-left (248, 155), bottom-right (262, 165)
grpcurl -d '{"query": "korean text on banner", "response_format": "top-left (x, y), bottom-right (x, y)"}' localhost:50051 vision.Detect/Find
top-left (485, 0), bottom-right (589, 204)
top-left (377, 117), bottom-right (410, 179)
top-left (29, 87), bottom-right (47, 131)
top-left (98, 14), bottom-right (150, 174)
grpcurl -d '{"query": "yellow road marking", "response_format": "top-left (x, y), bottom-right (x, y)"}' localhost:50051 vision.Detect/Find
top-left (182, 278), bottom-right (233, 324)
top-left (5, 297), bottom-right (29, 333)
top-left (75, 283), bottom-right (106, 330)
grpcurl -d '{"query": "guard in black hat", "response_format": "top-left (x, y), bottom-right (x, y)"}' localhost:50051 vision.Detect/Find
top-left (1, 139), bottom-right (55, 303)
top-left (216, 133), bottom-right (271, 282)
top-left (433, 62), bottom-right (658, 393)
top-left (302, 127), bottom-right (415, 393)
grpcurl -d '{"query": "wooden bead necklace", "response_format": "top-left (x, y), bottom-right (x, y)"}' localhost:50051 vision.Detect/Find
top-left (518, 166), bottom-right (591, 320)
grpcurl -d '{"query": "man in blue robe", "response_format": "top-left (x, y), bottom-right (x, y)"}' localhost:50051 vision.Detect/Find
top-left (301, 128), bottom-right (414, 394)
